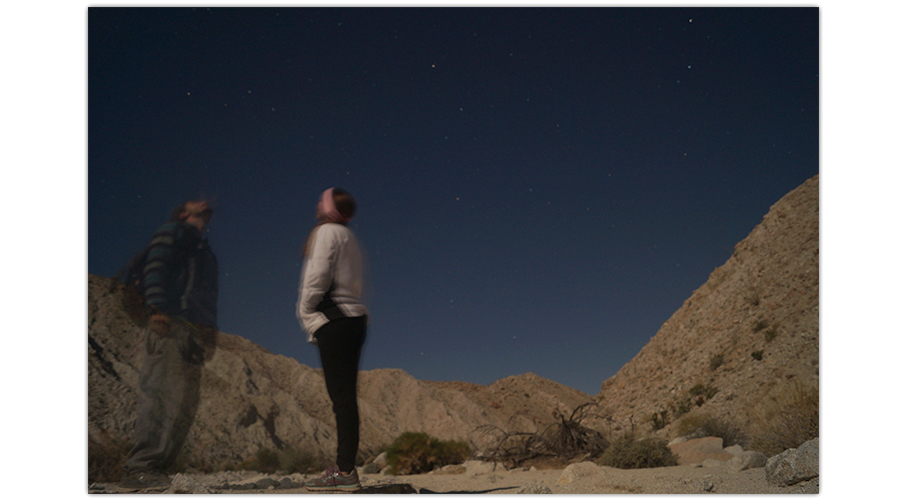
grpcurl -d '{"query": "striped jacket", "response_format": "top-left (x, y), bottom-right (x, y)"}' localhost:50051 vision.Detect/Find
top-left (142, 221), bottom-right (218, 328)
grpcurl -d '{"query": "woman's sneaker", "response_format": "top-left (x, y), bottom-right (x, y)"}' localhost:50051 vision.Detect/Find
top-left (304, 465), bottom-right (361, 492)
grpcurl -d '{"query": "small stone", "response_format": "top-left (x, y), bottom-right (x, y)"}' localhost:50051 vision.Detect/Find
top-left (556, 462), bottom-right (603, 485)
top-left (254, 477), bottom-right (279, 489)
top-left (361, 463), bottom-right (381, 474)
top-left (167, 473), bottom-right (210, 494)
top-left (727, 450), bottom-right (768, 473)
top-left (518, 483), bottom-right (553, 494)
top-left (724, 444), bottom-right (744, 456)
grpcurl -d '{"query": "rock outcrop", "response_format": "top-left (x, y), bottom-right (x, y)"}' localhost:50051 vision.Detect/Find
top-left (591, 175), bottom-right (819, 440)
top-left (669, 437), bottom-right (733, 465)
top-left (765, 438), bottom-right (819, 487)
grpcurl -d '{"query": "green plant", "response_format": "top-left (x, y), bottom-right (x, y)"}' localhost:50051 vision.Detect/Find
top-left (751, 350), bottom-right (763, 360)
top-left (385, 432), bottom-right (471, 475)
top-left (748, 382), bottom-right (818, 456)
top-left (764, 327), bottom-right (778, 342)
top-left (752, 319), bottom-right (770, 333)
top-left (600, 436), bottom-right (678, 469)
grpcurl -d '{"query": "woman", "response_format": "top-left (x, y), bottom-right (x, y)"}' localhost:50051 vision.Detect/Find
top-left (296, 188), bottom-right (368, 492)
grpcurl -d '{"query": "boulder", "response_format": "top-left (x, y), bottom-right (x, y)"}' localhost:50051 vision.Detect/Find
top-left (518, 483), bottom-right (553, 494)
top-left (765, 438), bottom-right (818, 487)
top-left (727, 450), bottom-right (768, 473)
top-left (669, 437), bottom-right (733, 465)
top-left (724, 444), bottom-right (743, 455)
top-left (556, 462), bottom-right (603, 485)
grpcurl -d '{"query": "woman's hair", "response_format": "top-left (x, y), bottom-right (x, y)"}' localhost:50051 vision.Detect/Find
top-left (303, 188), bottom-right (356, 257)
top-left (330, 188), bottom-right (357, 220)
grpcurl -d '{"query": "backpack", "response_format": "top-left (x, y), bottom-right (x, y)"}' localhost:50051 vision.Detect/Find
top-left (115, 245), bottom-right (150, 292)
top-left (113, 246), bottom-right (153, 327)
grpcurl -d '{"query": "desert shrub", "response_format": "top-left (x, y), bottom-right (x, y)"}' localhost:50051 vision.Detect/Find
top-left (88, 431), bottom-right (133, 483)
top-left (676, 414), bottom-right (745, 447)
top-left (385, 432), bottom-right (471, 475)
top-left (748, 381), bottom-right (818, 456)
top-left (764, 327), bottom-right (778, 342)
top-left (239, 446), bottom-right (323, 474)
top-left (688, 383), bottom-right (717, 402)
top-left (752, 350), bottom-right (763, 360)
top-left (746, 289), bottom-right (761, 306)
top-left (277, 447), bottom-right (323, 474)
top-left (600, 436), bottom-right (678, 469)
top-left (675, 414), bottom-right (706, 437)
top-left (752, 319), bottom-right (770, 332)
top-left (670, 397), bottom-right (694, 418)
top-left (709, 353), bottom-right (725, 371)
top-left (650, 410), bottom-right (669, 431)
top-left (475, 402), bottom-right (608, 467)
top-left (663, 383), bottom-right (717, 422)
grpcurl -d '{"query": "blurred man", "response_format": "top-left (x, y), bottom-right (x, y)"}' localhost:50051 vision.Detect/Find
top-left (120, 200), bottom-right (218, 489)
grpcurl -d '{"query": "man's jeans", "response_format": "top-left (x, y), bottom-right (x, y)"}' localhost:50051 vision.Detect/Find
top-left (124, 319), bottom-right (212, 472)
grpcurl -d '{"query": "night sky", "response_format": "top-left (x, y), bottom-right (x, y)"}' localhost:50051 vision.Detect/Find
top-left (86, 6), bottom-right (819, 396)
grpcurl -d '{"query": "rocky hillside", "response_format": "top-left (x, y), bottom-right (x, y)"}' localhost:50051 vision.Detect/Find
top-left (88, 174), bottom-right (817, 478)
top-left (589, 175), bottom-right (819, 440)
top-left (88, 276), bottom-right (592, 474)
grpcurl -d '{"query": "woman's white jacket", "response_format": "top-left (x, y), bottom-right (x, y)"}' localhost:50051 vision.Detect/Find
top-left (296, 223), bottom-right (368, 343)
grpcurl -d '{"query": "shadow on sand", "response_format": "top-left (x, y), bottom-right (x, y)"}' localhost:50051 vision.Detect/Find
top-left (359, 483), bottom-right (517, 494)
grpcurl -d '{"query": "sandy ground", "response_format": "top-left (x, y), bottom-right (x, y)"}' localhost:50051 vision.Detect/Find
top-left (93, 462), bottom-right (818, 494)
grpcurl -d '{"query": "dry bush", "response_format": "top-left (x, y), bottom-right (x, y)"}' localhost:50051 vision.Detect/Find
top-left (748, 381), bottom-right (818, 456)
top-left (88, 431), bottom-right (132, 484)
top-left (475, 402), bottom-right (608, 467)
top-left (385, 432), bottom-right (471, 475)
top-left (600, 435), bottom-right (678, 469)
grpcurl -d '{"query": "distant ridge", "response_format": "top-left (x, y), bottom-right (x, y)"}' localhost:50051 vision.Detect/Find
top-left (88, 276), bottom-right (591, 474)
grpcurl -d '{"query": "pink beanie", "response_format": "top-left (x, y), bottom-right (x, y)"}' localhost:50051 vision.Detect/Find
top-left (318, 188), bottom-right (351, 223)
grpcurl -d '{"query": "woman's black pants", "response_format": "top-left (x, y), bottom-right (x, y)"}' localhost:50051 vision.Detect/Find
top-left (315, 315), bottom-right (367, 473)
